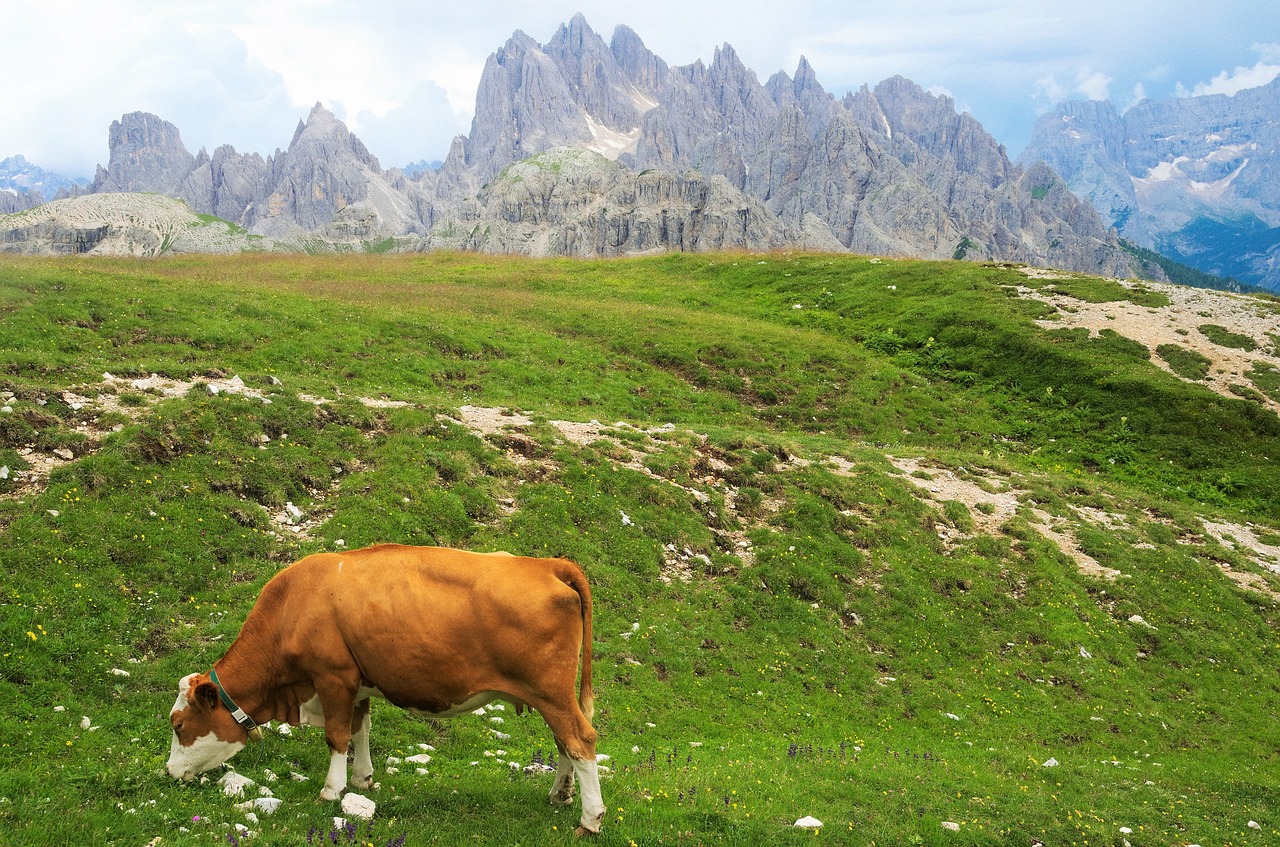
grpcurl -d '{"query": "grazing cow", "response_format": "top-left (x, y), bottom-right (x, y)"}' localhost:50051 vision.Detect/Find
top-left (166, 544), bottom-right (604, 834)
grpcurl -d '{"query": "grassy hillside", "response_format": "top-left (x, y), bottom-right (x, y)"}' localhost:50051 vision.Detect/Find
top-left (0, 252), bottom-right (1277, 846)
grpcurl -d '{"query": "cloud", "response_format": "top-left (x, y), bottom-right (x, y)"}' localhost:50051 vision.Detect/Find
top-left (354, 81), bottom-right (465, 170)
top-left (1176, 44), bottom-right (1280, 97)
top-left (1032, 68), bottom-right (1112, 111)
top-left (1075, 70), bottom-right (1113, 101)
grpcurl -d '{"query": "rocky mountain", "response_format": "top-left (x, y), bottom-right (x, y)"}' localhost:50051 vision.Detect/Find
top-left (1, 155), bottom-right (88, 212)
top-left (2, 14), bottom-right (1151, 278)
top-left (1020, 77), bottom-right (1280, 291)
top-left (0, 193), bottom-right (270, 255)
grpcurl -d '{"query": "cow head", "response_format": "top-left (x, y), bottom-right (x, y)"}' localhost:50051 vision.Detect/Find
top-left (166, 672), bottom-right (248, 781)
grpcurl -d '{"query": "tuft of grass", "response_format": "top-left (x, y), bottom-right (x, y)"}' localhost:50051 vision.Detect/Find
top-left (1156, 343), bottom-right (1212, 380)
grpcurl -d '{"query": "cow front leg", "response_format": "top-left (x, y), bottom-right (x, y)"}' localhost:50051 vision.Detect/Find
top-left (350, 699), bottom-right (373, 789)
top-left (548, 739), bottom-right (575, 805)
top-left (570, 755), bottom-right (606, 835)
top-left (318, 687), bottom-right (357, 801)
top-left (322, 748), bottom-right (348, 802)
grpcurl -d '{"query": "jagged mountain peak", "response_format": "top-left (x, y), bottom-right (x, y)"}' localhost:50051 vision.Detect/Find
top-left (5, 16), bottom-right (1149, 280)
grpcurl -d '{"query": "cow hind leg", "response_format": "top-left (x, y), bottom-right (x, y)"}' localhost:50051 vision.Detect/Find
top-left (549, 739), bottom-right (575, 805)
top-left (537, 705), bottom-right (605, 835)
top-left (350, 699), bottom-right (374, 789)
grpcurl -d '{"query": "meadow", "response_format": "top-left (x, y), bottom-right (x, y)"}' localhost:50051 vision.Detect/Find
top-left (0, 251), bottom-right (1277, 846)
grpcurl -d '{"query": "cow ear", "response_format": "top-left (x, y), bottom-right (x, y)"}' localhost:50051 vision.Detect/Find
top-left (195, 680), bottom-right (220, 710)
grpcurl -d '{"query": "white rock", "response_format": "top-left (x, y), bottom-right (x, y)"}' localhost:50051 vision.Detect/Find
top-left (1079, 646), bottom-right (1092, 659)
top-left (405, 754), bottom-right (431, 765)
top-left (54, 705), bottom-right (65, 712)
top-left (1119, 827), bottom-right (1132, 834)
top-left (1249, 821), bottom-right (1261, 830)
top-left (234, 797), bottom-right (282, 815)
top-left (942, 821), bottom-right (961, 832)
top-left (111, 668), bottom-right (131, 677)
top-left (1042, 757), bottom-right (1059, 768)
top-left (80, 716), bottom-right (92, 730)
top-left (341, 792), bottom-right (376, 820)
top-left (218, 772), bottom-right (256, 797)
top-left (289, 772), bottom-right (309, 782)
top-left (277, 724), bottom-right (293, 737)
top-left (946, 713), bottom-right (961, 721)
top-left (632, 746), bottom-right (641, 754)
top-left (417, 744), bottom-right (435, 751)
top-left (794, 816), bottom-right (823, 829)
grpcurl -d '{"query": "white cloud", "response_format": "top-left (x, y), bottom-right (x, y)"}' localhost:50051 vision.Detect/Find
top-left (1075, 70), bottom-right (1113, 101)
top-left (1177, 58), bottom-right (1280, 98)
top-left (355, 81), bottom-right (464, 169)
top-left (1032, 68), bottom-right (1111, 110)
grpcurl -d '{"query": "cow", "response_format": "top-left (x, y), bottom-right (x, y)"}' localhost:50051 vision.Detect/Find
top-left (166, 544), bottom-right (605, 835)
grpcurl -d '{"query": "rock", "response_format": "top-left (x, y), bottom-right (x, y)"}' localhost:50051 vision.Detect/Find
top-left (1042, 757), bottom-right (1059, 768)
top-left (942, 821), bottom-right (961, 832)
top-left (794, 816), bottom-right (823, 829)
top-left (218, 772), bottom-right (256, 797)
top-left (91, 112), bottom-right (196, 196)
top-left (340, 792), bottom-right (376, 820)
top-left (234, 797), bottom-right (282, 815)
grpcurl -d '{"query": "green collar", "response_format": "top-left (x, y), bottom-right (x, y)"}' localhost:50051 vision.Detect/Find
top-left (209, 667), bottom-right (264, 742)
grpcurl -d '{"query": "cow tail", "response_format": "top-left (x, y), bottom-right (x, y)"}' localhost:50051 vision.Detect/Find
top-left (558, 560), bottom-right (595, 722)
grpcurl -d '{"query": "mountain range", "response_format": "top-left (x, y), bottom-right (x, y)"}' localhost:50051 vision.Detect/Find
top-left (2, 14), bottom-right (1273, 290)
top-left (1019, 76), bottom-right (1280, 291)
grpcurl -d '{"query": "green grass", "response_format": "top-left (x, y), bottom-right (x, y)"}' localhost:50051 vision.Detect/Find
top-left (1155, 343), bottom-right (1213, 381)
top-left (1198, 323), bottom-right (1258, 351)
top-left (0, 252), bottom-right (1277, 846)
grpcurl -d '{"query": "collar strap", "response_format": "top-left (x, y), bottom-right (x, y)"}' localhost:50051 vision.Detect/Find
top-left (209, 667), bottom-right (264, 742)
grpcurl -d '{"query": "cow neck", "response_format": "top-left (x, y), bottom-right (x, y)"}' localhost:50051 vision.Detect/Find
top-left (211, 644), bottom-right (275, 735)
top-left (209, 665), bottom-right (263, 741)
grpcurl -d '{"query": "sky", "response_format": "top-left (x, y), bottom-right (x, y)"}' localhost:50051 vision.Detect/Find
top-left (4, 0), bottom-right (1279, 180)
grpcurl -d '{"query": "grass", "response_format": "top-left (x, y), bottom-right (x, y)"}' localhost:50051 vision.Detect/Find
top-left (0, 251), bottom-right (1277, 846)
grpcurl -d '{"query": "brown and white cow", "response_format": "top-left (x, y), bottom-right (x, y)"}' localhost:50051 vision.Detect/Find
top-left (166, 544), bottom-right (604, 834)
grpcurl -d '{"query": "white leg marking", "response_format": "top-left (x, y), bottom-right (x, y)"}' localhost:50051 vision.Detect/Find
top-left (570, 757), bottom-right (606, 833)
top-left (351, 707), bottom-right (373, 789)
top-left (549, 750), bottom-right (575, 805)
top-left (321, 748), bottom-right (347, 801)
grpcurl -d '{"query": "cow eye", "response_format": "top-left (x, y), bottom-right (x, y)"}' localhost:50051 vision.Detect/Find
top-left (173, 720), bottom-right (185, 735)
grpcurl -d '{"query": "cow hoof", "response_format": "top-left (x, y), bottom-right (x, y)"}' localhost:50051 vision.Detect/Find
top-left (573, 825), bottom-right (600, 837)
top-left (319, 788), bottom-right (341, 802)
top-left (549, 789), bottom-right (575, 806)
